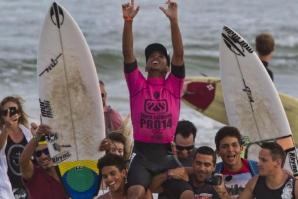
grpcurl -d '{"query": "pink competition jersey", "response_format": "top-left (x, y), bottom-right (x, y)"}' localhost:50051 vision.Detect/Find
top-left (125, 65), bottom-right (184, 143)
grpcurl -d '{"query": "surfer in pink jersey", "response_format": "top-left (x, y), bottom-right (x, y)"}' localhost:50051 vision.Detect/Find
top-left (122, 0), bottom-right (194, 198)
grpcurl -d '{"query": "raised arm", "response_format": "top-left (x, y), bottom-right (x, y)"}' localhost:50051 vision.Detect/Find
top-left (19, 124), bottom-right (51, 181)
top-left (159, 0), bottom-right (184, 66)
top-left (122, 0), bottom-right (140, 63)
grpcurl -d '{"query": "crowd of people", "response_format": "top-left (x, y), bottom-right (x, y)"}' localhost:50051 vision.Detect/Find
top-left (0, 0), bottom-right (287, 199)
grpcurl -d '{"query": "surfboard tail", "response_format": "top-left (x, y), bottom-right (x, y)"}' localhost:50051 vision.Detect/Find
top-left (56, 160), bottom-right (100, 199)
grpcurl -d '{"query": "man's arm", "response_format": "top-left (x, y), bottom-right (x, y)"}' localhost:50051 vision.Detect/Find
top-left (19, 124), bottom-right (51, 181)
top-left (159, 0), bottom-right (183, 66)
top-left (122, 0), bottom-right (140, 64)
top-left (148, 167), bottom-right (188, 193)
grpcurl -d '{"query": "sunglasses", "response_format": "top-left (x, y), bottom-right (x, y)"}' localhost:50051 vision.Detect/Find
top-left (34, 148), bottom-right (50, 157)
top-left (1, 107), bottom-right (19, 117)
top-left (175, 145), bottom-right (194, 151)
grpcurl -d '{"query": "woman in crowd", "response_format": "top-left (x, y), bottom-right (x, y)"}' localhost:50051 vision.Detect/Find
top-left (0, 95), bottom-right (35, 199)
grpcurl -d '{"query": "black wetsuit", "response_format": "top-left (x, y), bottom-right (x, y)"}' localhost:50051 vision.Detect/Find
top-left (262, 61), bottom-right (274, 81)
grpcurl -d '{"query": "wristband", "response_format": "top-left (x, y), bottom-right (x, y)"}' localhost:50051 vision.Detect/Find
top-left (222, 190), bottom-right (227, 195)
top-left (123, 15), bottom-right (133, 21)
top-left (166, 169), bottom-right (171, 179)
top-left (33, 134), bottom-right (41, 142)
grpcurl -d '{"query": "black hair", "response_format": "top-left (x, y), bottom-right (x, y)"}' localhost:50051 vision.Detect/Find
top-left (261, 142), bottom-right (285, 168)
top-left (174, 120), bottom-right (197, 141)
top-left (193, 146), bottom-right (217, 165)
top-left (214, 126), bottom-right (242, 150)
top-left (97, 153), bottom-right (127, 171)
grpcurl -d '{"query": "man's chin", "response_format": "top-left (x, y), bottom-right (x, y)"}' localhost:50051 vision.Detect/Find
top-left (178, 155), bottom-right (188, 159)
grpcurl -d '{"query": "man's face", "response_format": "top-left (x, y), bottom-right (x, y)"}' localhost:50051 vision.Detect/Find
top-left (192, 153), bottom-right (215, 184)
top-left (175, 133), bottom-right (194, 159)
top-left (145, 51), bottom-right (169, 74)
top-left (216, 136), bottom-right (243, 169)
top-left (35, 144), bottom-right (53, 170)
top-left (100, 84), bottom-right (107, 107)
top-left (258, 148), bottom-right (277, 177)
top-left (107, 141), bottom-right (124, 157)
top-left (101, 165), bottom-right (126, 192)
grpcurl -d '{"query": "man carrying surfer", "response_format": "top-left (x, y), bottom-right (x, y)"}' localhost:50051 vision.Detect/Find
top-left (150, 146), bottom-right (222, 199)
top-left (122, 0), bottom-right (194, 198)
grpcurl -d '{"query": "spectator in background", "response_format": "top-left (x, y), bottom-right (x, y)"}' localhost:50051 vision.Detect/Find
top-left (255, 33), bottom-right (275, 81)
top-left (100, 80), bottom-right (123, 136)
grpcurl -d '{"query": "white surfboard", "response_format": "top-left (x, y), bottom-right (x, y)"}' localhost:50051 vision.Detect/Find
top-left (219, 26), bottom-right (298, 176)
top-left (37, 2), bottom-right (105, 198)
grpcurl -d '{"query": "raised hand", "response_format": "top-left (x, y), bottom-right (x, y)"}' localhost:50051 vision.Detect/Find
top-left (98, 138), bottom-right (112, 151)
top-left (159, 0), bottom-right (178, 21)
top-left (30, 122), bottom-right (39, 135)
top-left (122, 0), bottom-right (140, 19)
top-left (3, 108), bottom-right (18, 129)
top-left (35, 124), bottom-right (52, 137)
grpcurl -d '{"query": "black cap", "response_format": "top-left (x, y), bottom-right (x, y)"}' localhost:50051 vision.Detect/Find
top-left (145, 43), bottom-right (170, 66)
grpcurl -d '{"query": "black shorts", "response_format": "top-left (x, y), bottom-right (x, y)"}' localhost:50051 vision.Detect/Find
top-left (126, 140), bottom-right (192, 198)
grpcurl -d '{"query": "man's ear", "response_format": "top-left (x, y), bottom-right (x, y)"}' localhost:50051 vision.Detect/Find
top-left (275, 159), bottom-right (282, 167)
top-left (166, 65), bottom-right (170, 72)
top-left (145, 66), bottom-right (148, 72)
top-left (240, 145), bottom-right (244, 152)
top-left (121, 169), bottom-right (126, 177)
